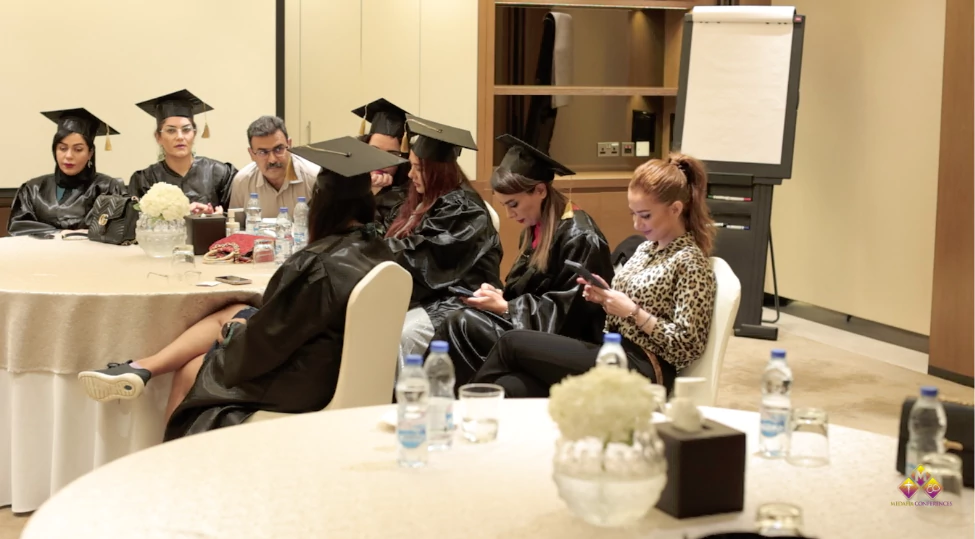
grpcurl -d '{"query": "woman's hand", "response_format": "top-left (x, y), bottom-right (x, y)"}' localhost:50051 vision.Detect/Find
top-left (189, 202), bottom-right (215, 215)
top-left (370, 172), bottom-right (393, 194)
top-left (463, 283), bottom-right (508, 315)
top-left (578, 275), bottom-right (639, 319)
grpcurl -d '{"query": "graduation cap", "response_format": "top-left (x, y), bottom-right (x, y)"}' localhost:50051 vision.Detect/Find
top-left (352, 98), bottom-right (410, 141)
top-left (289, 136), bottom-right (407, 198)
top-left (405, 115), bottom-right (477, 163)
top-left (494, 134), bottom-right (574, 183)
top-left (41, 108), bottom-right (120, 151)
top-left (135, 89), bottom-right (214, 138)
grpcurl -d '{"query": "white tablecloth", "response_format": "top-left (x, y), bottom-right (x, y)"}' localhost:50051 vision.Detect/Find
top-left (0, 235), bottom-right (273, 512)
top-left (22, 401), bottom-right (975, 538)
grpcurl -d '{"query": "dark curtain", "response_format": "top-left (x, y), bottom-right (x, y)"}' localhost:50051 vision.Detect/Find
top-left (522, 13), bottom-right (558, 154)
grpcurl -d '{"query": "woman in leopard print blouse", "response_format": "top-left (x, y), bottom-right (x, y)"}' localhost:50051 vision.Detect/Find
top-left (471, 153), bottom-right (717, 395)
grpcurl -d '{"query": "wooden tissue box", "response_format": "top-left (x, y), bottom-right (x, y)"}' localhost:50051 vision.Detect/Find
top-left (654, 418), bottom-right (746, 519)
top-left (185, 214), bottom-right (228, 255)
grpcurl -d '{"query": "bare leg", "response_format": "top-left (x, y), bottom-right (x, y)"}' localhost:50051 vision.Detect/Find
top-left (165, 354), bottom-right (205, 423)
top-left (137, 303), bottom-right (251, 376)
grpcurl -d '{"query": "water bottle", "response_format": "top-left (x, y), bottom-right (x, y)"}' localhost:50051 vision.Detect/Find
top-left (905, 386), bottom-right (947, 475)
top-left (759, 349), bottom-right (793, 458)
top-left (595, 332), bottom-right (628, 369)
top-left (245, 193), bottom-right (261, 233)
top-left (396, 354), bottom-right (430, 468)
top-left (424, 340), bottom-right (456, 451)
top-left (292, 196), bottom-right (309, 250)
top-left (274, 207), bottom-right (293, 264)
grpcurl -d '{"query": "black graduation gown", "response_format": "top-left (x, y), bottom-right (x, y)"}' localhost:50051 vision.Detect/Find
top-left (7, 173), bottom-right (124, 236)
top-left (432, 209), bottom-right (614, 388)
top-left (164, 227), bottom-right (395, 440)
top-left (374, 164), bottom-right (410, 224)
top-left (128, 156), bottom-right (237, 210)
top-left (384, 188), bottom-right (503, 329)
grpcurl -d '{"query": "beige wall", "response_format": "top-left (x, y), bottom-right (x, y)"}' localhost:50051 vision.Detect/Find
top-left (0, 0), bottom-right (277, 190)
top-left (766, 0), bottom-right (946, 334)
top-left (286, 0), bottom-right (478, 178)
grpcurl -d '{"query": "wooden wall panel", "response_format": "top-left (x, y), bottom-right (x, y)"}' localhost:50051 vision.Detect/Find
top-left (928, 0), bottom-right (974, 379)
top-left (0, 196), bottom-right (12, 237)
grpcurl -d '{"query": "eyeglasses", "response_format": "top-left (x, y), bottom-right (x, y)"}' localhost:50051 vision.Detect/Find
top-left (159, 126), bottom-right (196, 137)
top-left (253, 145), bottom-right (289, 158)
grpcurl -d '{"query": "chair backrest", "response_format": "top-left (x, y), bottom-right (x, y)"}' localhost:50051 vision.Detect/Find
top-left (679, 257), bottom-right (741, 407)
top-left (325, 261), bottom-right (412, 411)
top-left (486, 203), bottom-right (501, 232)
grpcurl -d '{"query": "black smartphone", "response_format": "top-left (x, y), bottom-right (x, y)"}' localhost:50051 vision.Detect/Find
top-left (216, 275), bottom-right (253, 286)
top-left (448, 285), bottom-right (476, 298)
top-left (564, 260), bottom-right (608, 289)
top-left (28, 233), bottom-right (55, 240)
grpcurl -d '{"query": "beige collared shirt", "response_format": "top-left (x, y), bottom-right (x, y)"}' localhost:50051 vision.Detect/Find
top-left (228, 154), bottom-right (321, 218)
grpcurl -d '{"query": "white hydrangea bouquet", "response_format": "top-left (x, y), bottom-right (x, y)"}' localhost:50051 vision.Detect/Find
top-left (549, 365), bottom-right (668, 527)
top-left (135, 183), bottom-right (190, 222)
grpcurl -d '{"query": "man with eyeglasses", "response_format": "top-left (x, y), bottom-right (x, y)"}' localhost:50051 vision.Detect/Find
top-left (228, 116), bottom-right (320, 218)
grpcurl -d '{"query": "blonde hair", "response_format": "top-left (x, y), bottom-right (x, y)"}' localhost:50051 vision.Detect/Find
top-left (630, 153), bottom-right (715, 255)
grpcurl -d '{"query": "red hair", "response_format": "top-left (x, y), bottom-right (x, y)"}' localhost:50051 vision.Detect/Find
top-left (385, 157), bottom-right (463, 239)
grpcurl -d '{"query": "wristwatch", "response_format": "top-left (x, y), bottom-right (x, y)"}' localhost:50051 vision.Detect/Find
top-left (626, 304), bottom-right (641, 322)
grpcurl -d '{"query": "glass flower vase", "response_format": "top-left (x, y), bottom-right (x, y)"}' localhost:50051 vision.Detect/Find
top-left (552, 423), bottom-right (668, 527)
top-left (136, 215), bottom-right (187, 258)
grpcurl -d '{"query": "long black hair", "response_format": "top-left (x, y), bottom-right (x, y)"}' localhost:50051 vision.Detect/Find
top-left (307, 171), bottom-right (377, 243)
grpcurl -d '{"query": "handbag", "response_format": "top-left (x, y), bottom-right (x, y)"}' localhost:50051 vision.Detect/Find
top-left (896, 395), bottom-right (974, 486)
top-left (85, 194), bottom-right (140, 245)
top-left (203, 233), bottom-right (262, 264)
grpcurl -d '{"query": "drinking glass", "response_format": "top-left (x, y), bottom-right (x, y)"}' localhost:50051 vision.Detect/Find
top-left (916, 452), bottom-right (969, 526)
top-left (786, 407), bottom-right (829, 467)
top-left (252, 239), bottom-right (275, 264)
top-left (648, 384), bottom-right (668, 416)
top-left (755, 502), bottom-right (803, 536)
top-left (458, 383), bottom-right (504, 443)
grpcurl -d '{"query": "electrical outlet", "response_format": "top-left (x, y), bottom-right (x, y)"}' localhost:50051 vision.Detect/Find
top-left (621, 142), bottom-right (635, 157)
top-left (598, 142), bottom-right (620, 157)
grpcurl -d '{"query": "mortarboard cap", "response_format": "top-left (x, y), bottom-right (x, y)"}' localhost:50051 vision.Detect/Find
top-left (290, 136), bottom-right (407, 198)
top-left (494, 133), bottom-right (574, 183)
top-left (41, 108), bottom-right (120, 151)
top-left (352, 98), bottom-right (410, 140)
top-left (405, 115), bottom-right (477, 163)
top-left (136, 89), bottom-right (214, 138)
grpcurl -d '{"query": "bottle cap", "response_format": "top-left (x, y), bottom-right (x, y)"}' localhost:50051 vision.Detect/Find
top-left (920, 386), bottom-right (938, 398)
top-left (250, 193), bottom-right (258, 198)
top-left (297, 196), bottom-right (307, 203)
top-left (430, 341), bottom-right (449, 353)
top-left (279, 207), bottom-right (288, 213)
top-left (603, 332), bottom-right (621, 344)
top-left (771, 349), bottom-right (786, 360)
top-left (404, 354), bottom-right (423, 366)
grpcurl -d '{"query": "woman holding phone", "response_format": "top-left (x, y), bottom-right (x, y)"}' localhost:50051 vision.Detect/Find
top-left (431, 134), bottom-right (613, 389)
top-left (470, 153), bottom-right (717, 396)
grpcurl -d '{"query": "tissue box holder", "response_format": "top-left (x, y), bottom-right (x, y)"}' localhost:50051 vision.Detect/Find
top-left (655, 419), bottom-right (746, 519)
top-left (185, 215), bottom-right (228, 255)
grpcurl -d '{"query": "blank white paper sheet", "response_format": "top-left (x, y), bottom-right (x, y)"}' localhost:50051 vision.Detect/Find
top-left (681, 6), bottom-right (796, 165)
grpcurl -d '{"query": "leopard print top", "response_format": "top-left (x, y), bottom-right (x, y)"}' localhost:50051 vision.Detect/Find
top-left (606, 232), bottom-right (716, 371)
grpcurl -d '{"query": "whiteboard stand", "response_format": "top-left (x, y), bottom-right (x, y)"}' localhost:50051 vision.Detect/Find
top-left (672, 7), bottom-right (806, 341)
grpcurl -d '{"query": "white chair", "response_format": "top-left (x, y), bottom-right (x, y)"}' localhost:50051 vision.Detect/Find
top-left (486, 203), bottom-right (501, 232)
top-left (679, 257), bottom-right (741, 407)
top-left (246, 260), bottom-right (412, 423)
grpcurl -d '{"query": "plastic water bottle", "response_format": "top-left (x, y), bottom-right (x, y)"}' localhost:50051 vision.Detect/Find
top-left (424, 340), bottom-right (455, 451)
top-left (274, 207), bottom-right (293, 264)
top-left (905, 386), bottom-right (947, 474)
top-left (759, 349), bottom-right (793, 458)
top-left (245, 193), bottom-right (261, 233)
top-left (595, 332), bottom-right (628, 369)
top-left (396, 354), bottom-right (430, 468)
top-left (292, 196), bottom-right (309, 250)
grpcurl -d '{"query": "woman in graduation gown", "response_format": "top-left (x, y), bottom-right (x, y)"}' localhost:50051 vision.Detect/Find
top-left (78, 137), bottom-right (405, 439)
top-left (7, 109), bottom-right (124, 236)
top-left (352, 98), bottom-right (413, 223)
top-left (128, 89), bottom-right (237, 213)
top-left (431, 135), bottom-right (614, 388)
top-left (386, 115), bottom-right (503, 362)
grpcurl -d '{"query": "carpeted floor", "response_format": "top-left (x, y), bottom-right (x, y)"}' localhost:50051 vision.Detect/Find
top-left (2, 329), bottom-right (972, 538)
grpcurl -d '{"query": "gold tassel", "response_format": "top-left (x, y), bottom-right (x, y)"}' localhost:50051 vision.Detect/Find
top-left (400, 131), bottom-right (409, 153)
top-left (561, 183), bottom-right (575, 219)
top-left (104, 123), bottom-right (112, 151)
top-left (202, 108), bottom-right (211, 139)
top-left (358, 117), bottom-right (367, 136)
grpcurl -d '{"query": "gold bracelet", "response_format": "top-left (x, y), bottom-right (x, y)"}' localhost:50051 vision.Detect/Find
top-left (639, 313), bottom-right (654, 333)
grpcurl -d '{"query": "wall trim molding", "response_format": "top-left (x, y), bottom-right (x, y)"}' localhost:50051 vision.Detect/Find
top-left (276, 0), bottom-right (285, 119)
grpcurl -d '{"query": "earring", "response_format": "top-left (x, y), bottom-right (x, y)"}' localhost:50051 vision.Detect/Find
top-left (87, 160), bottom-right (92, 169)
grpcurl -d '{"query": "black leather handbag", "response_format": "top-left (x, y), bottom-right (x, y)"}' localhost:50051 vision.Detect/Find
top-left (85, 194), bottom-right (140, 246)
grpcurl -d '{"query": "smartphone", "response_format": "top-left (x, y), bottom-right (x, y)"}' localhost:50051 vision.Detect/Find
top-left (28, 233), bottom-right (55, 240)
top-left (564, 260), bottom-right (608, 289)
top-left (448, 285), bottom-right (476, 298)
top-left (216, 275), bottom-right (253, 286)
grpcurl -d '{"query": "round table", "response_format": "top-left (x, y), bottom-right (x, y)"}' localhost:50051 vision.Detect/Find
top-left (22, 400), bottom-right (974, 538)
top-left (0, 234), bottom-right (274, 512)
